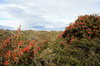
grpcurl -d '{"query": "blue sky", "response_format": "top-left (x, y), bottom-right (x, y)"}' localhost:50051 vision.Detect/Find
top-left (0, 0), bottom-right (100, 31)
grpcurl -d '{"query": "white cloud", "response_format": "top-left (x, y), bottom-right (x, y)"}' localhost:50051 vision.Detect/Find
top-left (0, 0), bottom-right (100, 31)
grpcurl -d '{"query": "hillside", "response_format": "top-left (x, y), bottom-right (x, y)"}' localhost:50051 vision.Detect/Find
top-left (0, 14), bottom-right (100, 66)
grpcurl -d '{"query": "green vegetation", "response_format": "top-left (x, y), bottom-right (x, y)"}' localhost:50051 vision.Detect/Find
top-left (0, 14), bottom-right (100, 66)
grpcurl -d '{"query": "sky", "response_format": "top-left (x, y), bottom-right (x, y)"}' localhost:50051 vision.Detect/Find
top-left (0, 0), bottom-right (100, 31)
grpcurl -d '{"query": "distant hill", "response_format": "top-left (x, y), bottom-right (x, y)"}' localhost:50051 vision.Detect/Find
top-left (0, 25), bottom-right (13, 30)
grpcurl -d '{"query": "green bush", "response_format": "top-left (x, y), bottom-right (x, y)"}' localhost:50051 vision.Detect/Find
top-left (48, 38), bottom-right (100, 66)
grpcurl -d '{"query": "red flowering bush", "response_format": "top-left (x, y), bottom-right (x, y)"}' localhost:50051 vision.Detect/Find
top-left (0, 30), bottom-right (44, 66)
top-left (62, 15), bottom-right (100, 43)
top-left (0, 28), bottom-right (61, 66)
top-left (49, 14), bottom-right (100, 66)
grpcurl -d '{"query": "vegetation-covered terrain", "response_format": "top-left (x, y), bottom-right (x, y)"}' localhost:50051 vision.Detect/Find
top-left (0, 14), bottom-right (100, 66)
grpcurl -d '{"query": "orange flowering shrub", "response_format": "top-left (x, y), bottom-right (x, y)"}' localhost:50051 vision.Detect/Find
top-left (0, 30), bottom-right (44, 65)
top-left (62, 15), bottom-right (100, 44)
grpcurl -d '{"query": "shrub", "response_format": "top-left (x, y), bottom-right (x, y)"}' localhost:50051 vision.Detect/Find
top-left (50, 38), bottom-right (100, 66)
top-left (48, 14), bottom-right (100, 66)
top-left (62, 14), bottom-right (100, 43)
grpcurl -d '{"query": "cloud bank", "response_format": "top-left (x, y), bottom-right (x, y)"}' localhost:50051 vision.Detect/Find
top-left (0, 0), bottom-right (100, 31)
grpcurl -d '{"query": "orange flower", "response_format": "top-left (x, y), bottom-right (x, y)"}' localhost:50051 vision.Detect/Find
top-left (18, 43), bottom-right (22, 45)
top-left (87, 31), bottom-right (92, 34)
top-left (93, 29), bottom-right (96, 31)
top-left (13, 57), bottom-right (18, 61)
top-left (3, 39), bottom-right (10, 44)
top-left (29, 44), bottom-right (34, 47)
top-left (20, 50), bottom-right (24, 54)
top-left (5, 51), bottom-right (11, 58)
top-left (12, 52), bottom-right (18, 57)
top-left (18, 53), bottom-right (23, 57)
top-left (4, 61), bottom-right (9, 65)
top-left (18, 41), bottom-right (23, 45)
top-left (87, 37), bottom-right (91, 39)
top-left (14, 49), bottom-right (18, 51)
top-left (6, 51), bottom-right (11, 56)
top-left (36, 46), bottom-right (41, 50)
top-left (28, 41), bottom-right (33, 45)
top-left (23, 47), bottom-right (29, 52)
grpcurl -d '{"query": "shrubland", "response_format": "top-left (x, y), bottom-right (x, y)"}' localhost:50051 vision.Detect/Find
top-left (0, 14), bottom-right (100, 66)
